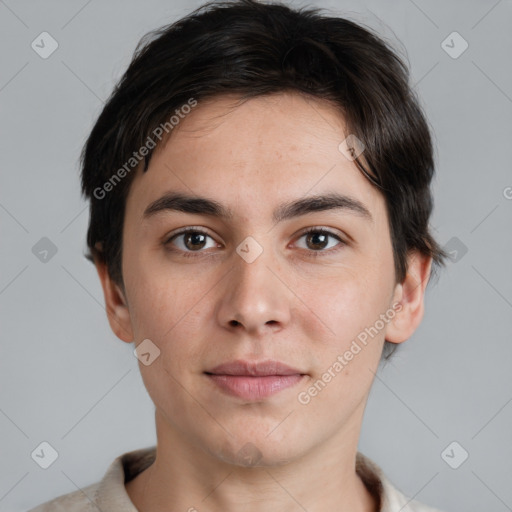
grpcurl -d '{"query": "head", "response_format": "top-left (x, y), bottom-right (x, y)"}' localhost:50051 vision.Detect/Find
top-left (81, 0), bottom-right (448, 466)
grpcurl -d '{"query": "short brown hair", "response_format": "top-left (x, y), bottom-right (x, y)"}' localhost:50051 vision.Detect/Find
top-left (80, 0), bottom-right (448, 359)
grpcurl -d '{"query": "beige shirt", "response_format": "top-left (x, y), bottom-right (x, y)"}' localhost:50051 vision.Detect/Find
top-left (27, 446), bottom-right (444, 512)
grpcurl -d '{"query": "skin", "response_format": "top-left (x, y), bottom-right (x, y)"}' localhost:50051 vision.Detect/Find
top-left (95, 92), bottom-right (432, 512)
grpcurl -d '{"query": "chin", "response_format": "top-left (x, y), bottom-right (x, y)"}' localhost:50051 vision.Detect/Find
top-left (202, 426), bottom-right (305, 469)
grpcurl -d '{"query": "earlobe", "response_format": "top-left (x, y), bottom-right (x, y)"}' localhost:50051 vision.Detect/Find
top-left (94, 260), bottom-right (134, 343)
top-left (385, 251), bottom-right (433, 344)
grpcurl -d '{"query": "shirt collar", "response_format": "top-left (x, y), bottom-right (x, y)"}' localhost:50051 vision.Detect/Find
top-left (93, 445), bottom-right (437, 512)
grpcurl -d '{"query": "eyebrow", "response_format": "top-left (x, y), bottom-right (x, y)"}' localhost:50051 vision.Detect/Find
top-left (142, 191), bottom-right (373, 224)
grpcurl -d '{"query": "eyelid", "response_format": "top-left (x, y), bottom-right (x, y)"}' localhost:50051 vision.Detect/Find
top-left (164, 226), bottom-right (214, 243)
top-left (294, 225), bottom-right (346, 241)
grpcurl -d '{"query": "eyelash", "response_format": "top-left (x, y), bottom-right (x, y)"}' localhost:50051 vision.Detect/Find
top-left (163, 227), bottom-right (347, 259)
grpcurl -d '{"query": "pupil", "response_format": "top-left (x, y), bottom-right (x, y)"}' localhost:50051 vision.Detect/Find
top-left (186, 232), bottom-right (206, 250)
top-left (308, 232), bottom-right (327, 250)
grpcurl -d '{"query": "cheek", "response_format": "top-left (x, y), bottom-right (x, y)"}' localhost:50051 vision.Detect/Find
top-left (298, 258), bottom-right (393, 345)
top-left (125, 258), bottom-right (213, 377)
top-left (123, 251), bottom-right (188, 338)
top-left (294, 272), bottom-right (389, 418)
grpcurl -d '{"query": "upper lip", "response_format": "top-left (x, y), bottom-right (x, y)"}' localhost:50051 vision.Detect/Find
top-left (206, 360), bottom-right (304, 376)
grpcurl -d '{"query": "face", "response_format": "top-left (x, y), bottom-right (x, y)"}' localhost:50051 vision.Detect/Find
top-left (100, 92), bottom-right (429, 467)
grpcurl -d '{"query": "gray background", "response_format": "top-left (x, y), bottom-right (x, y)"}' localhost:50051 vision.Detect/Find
top-left (1, 0), bottom-right (511, 511)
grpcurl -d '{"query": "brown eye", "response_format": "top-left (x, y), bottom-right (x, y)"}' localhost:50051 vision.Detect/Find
top-left (295, 228), bottom-right (346, 255)
top-left (305, 231), bottom-right (329, 250)
top-left (165, 228), bottom-right (217, 254)
top-left (183, 231), bottom-right (208, 250)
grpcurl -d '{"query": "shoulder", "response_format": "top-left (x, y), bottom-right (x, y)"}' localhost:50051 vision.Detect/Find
top-left (25, 481), bottom-right (100, 512)
top-left (356, 452), bottom-right (446, 512)
top-left (26, 446), bottom-right (156, 512)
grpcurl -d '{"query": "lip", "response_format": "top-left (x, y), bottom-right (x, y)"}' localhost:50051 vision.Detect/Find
top-left (207, 360), bottom-right (304, 377)
top-left (205, 360), bottom-right (306, 400)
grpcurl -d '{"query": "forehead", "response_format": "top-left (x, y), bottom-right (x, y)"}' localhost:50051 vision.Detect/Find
top-left (126, 92), bottom-right (385, 224)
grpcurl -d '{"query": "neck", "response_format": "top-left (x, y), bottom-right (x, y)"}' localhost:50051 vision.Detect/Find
top-left (126, 409), bottom-right (378, 512)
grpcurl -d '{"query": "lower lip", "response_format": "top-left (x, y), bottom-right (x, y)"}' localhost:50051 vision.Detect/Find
top-left (206, 374), bottom-right (304, 400)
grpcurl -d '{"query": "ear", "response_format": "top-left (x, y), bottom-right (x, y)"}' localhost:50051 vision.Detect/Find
top-left (94, 259), bottom-right (134, 343)
top-left (385, 250), bottom-right (433, 344)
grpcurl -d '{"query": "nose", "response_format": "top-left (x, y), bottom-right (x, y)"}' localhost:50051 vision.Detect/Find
top-left (215, 240), bottom-right (292, 336)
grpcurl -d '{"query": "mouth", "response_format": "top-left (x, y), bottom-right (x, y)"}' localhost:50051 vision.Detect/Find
top-left (204, 360), bottom-right (306, 401)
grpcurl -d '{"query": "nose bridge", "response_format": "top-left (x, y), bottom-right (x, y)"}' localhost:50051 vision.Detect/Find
top-left (216, 234), bottom-right (290, 333)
